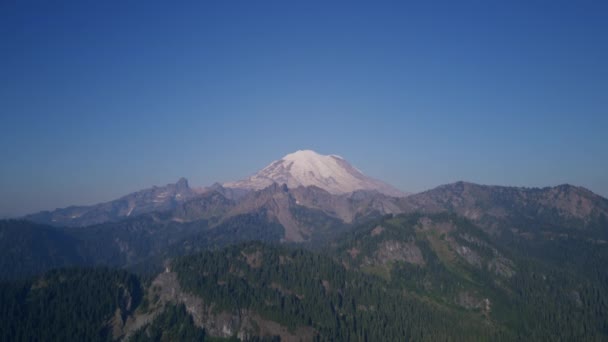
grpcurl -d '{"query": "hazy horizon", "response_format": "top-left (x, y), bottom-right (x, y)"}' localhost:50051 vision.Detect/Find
top-left (2, 1), bottom-right (607, 216)
top-left (2, 147), bottom-right (606, 218)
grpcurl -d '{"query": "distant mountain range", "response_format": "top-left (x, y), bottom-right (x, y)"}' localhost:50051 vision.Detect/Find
top-left (24, 178), bottom-right (201, 227)
top-left (4, 152), bottom-right (604, 280)
top-left (22, 150), bottom-right (608, 245)
top-left (24, 150), bottom-right (404, 228)
top-left (3, 150), bottom-right (608, 340)
top-left (6, 179), bottom-right (605, 280)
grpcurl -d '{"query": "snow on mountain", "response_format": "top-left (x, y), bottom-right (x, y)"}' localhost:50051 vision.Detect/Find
top-left (224, 150), bottom-right (406, 197)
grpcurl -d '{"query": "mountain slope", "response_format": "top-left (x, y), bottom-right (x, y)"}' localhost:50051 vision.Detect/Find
top-left (225, 150), bottom-right (405, 196)
top-left (0, 268), bottom-right (142, 342)
top-left (2, 213), bottom-right (608, 341)
top-left (165, 242), bottom-right (504, 341)
top-left (400, 181), bottom-right (608, 238)
top-left (25, 178), bottom-right (200, 227)
top-left (5, 181), bottom-right (607, 281)
top-left (331, 213), bottom-right (608, 341)
top-left (0, 220), bottom-right (89, 280)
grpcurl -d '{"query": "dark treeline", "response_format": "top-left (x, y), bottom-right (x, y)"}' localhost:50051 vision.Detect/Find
top-left (1, 213), bottom-right (607, 341)
top-left (173, 243), bottom-right (506, 341)
top-left (0, 268), bottom-right (142, 342)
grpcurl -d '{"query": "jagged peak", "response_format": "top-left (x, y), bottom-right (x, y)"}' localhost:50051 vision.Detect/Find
top-left (175, 177), bottom-right (189, 188)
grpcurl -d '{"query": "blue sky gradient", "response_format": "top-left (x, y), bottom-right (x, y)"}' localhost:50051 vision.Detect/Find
top-left (1, 1), bottom-right (607, 216)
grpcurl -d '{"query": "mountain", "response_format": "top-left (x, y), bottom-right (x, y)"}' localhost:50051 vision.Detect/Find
top-left (22, 150), bottom-right (405, 228)
top-left (329, 213), bottom-right (608, 340)
top-left (224, 150), bottom-right (406, 197)
top-left (4, 229), bottom-right (608, 341)
top-left (163, 240), bottom-right (505, 340)
top-left (5, 152), bottom-right (608, 340)
top-left (0, 220), bottom-right (89, 280)
top-left (0, 268), bottom-right (143, 341)
top-left (2, 174), bottom-right (608, 340)
top-left (400, 181), bottom-right (608, 238)
top-left (25, 178), bottom-right (200, 227)
top-left (7, 178), bottom-right (608, 281)
top-left (170, 183), bottom-right (401, 243)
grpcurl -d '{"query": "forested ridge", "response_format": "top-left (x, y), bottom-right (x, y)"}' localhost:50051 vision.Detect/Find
top-left (0, 268), bottom-right (142, 341)
top-left (172, 242), bottom-right (504, 341)
top-left (1, 213), bottom-right (607, 341)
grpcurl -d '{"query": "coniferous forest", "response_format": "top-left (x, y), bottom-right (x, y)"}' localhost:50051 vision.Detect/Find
top-left (4, 1), bottom-right (608, 341)
top-left (2, 213), bottom-right (607, 341)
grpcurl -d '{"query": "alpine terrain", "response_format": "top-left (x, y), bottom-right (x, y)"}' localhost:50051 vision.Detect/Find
top-left (25, 178), bottom-right (201, 227)
top-left (1, 150), bottom-right (608, 341)
top-left (225, 150), bottom-right (405, 196)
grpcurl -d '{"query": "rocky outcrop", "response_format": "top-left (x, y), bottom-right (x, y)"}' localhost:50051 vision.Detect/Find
top-left (401, 182), bottom-right (608, 234)
top-left (25, 178), bottom-right (200, 227)
top-left (121, 270), bottom-right (314, 341)
top-left (456, 291), bottom-right (491, 316)
top-left (372, 240), bottom-right (425, 266)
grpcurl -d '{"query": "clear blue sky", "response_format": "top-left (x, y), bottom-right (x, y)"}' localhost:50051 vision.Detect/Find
top-left (1, 1), bottom-right (607, 216)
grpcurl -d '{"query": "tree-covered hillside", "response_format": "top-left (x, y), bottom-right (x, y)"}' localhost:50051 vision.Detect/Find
top-left (171, 242), bottom-right (505, 341)
top-left (332, 213), bottom-right (608, 341)
top-left (1, 212), bottom-right (607, 341)
top-left (0, 268), bottom-right (142, 341)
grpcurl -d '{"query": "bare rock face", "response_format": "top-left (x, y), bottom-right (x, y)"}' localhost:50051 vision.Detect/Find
top-left (219, 182), bottom-right (404, 243)
top-left (108, 285), bottom-right (137, 340)
top-left (538, 185), bottom-right (607, 221)
top-left (401, 181), bottom-right (608, 235)
top-left (456, 291), bottom-right (491, 316)
top-left (488, 257), bottom-right (516, 278)
top-left (25, 178), bottom-right (199, 227)
top-left (373, 240), bottom-right (426, 266)
top-left (452, 244), bottom-right (483, 268)
top-left (290, 186), bottom-right (404, 223)
top-left (370, 225), bottom-right (385, 236)
top-left (122, 271), bottom-right (313, 341)
top-left (226, 183), bottom-right (309, 242)
top-left (455, 232), bottom-right (516, 277)
top-left (241, 249), bottom-right (263, 268)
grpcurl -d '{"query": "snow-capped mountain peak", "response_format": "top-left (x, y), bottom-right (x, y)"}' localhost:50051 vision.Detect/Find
top-left (224, 150), bottom-right (405, 196)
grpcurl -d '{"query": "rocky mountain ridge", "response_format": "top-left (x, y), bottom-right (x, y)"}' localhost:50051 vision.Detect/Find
top-left (25, 178), bottom-right (200, 227)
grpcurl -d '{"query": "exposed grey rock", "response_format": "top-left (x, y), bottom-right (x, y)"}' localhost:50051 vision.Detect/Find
top-left (456, 291), bottom-right (491, 315)
top-left (372, 240), bottom-right (425, 266)
top-left (122, 271), bottom-right (314, 341)
top-left (25, 178), bottom-right (200, 227)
